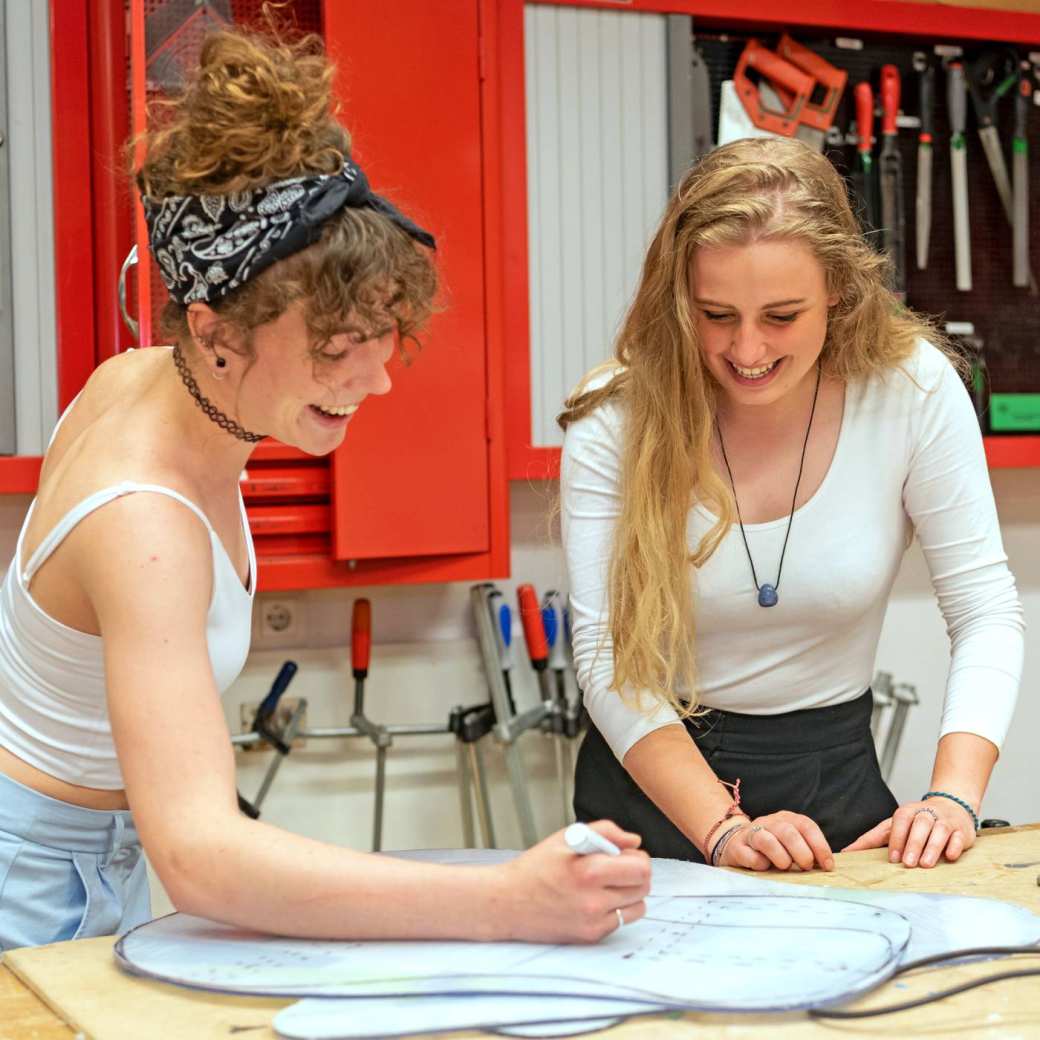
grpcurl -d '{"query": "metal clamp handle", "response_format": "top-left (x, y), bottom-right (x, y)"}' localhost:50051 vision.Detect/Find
top-left (118, 244), bottom-right (140, 341)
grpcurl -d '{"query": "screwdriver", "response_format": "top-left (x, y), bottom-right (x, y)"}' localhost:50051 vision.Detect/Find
top-left (1013, 64), bottom-right (1031, 289)
top-left (879, 64), bottom-right (906, 300)
top-left (853, 82), bottom-right (879, 242)
top-left (487, 589), bottom-right (517, 716)
top-left (915, 55), bottom-right (934, 270)
top-left (948, 61), bottom-right (972, 292)
top-left (540, 589), bottom-right (569, 709)
top-left (517, 583), bottom-right (569, 825)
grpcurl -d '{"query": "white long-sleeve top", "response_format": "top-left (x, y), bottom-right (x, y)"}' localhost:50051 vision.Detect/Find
top-left (561, 340), bottom-right (1025, 762)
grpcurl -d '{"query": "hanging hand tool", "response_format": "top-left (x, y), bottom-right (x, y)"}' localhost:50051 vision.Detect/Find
top-left (774, 34), bottom-right (848, 151)
top-left (540, 591), bottom-right (569, 714)
top-left (967, 50), bottom-right (1038, 292)
top-left (967, 49), bottom-right (1018, 225)
top-left (448, 701), bottom-right (497, 848)
top-left (879, 65), bottom-right (906, 300)
top-left (948, 61), bottom-right (972, 292)
top-left (487, 589), bottom-right (517, 716)
top-left (349, 598), bottom-right (393, 852)
top-left (1013, 64), bottom-right (1032, 289)
top-left (542, 589), bottom-right (576, 819)
top-left (914, 55), bottom-right (934, 270)
top-left (237, 660), bottom-right (302, 819)
top-left (852, 82), bottom-right (880, 244)
top-left (518, 584), bottom-right (570, 826)
top-left (732, 39), bottom-right (814, 138)
top-left (470, 584), bottom-right (541, 846)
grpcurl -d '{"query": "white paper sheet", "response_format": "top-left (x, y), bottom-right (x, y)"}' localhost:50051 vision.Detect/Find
top-left (117, 893), bottom-right (907, 1007)
top-left (112, 850), bottom-right (1040, 1040)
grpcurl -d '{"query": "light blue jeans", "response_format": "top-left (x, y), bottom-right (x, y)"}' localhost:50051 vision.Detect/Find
top-left (0, 771), bottom-right (150, 951)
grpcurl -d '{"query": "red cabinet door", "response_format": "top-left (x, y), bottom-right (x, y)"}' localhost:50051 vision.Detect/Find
top-left (326, 1), bottom-right (490, 561)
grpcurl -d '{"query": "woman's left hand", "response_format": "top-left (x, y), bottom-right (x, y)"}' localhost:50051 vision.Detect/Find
top-left (841, 798), bottom-right (977, 868)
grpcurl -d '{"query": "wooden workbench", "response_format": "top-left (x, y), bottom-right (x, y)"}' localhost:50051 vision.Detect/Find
top-left (2, 824), bottom-right (1039, 1040)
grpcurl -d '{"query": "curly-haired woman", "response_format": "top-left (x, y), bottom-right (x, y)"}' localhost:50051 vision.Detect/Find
top-left (561, 137), bottom-right (1023, 875)
top-left (0, 27), bottom-right (649, 950)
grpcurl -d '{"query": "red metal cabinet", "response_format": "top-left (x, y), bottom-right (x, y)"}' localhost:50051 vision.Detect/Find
top-left (0, 0), bottom-right (510, 590)
top-left (325, 2), bottom-right (492, 564)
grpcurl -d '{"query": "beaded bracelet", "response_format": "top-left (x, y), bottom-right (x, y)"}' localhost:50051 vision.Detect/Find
top-left (701, 778), bottom-right (747, 857)
top-left (922, 790), bottom-right (980, 832)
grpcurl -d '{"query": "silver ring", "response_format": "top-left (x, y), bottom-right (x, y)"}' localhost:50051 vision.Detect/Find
top-left (748, 825), bottom-right (765, 837)
top-left (913, 807), bottom-right (939, 823)
top-left (615, 908), bottom-right (624, 930)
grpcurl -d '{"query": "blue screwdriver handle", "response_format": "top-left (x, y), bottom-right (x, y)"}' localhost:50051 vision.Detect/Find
top-left (488, 590), bottom-right (513, 672)
top-left (257, 660), bottom-right (298, 721)
top-left (541, 590), bottom-right (567, 671)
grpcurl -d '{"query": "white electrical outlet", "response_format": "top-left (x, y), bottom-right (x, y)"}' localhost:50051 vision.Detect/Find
top-left (255, 597), bottom-right (303, 646)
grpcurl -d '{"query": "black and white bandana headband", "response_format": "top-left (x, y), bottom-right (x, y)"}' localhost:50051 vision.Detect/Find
top-left (142, 159), bottom-right (436, 306)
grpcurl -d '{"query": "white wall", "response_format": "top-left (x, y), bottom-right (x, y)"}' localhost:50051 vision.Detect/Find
top-left (0, 473), bottom-right (1036, 916)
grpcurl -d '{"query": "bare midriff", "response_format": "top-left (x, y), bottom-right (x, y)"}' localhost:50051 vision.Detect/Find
top-left (0, 743), bottom-right (130, 811)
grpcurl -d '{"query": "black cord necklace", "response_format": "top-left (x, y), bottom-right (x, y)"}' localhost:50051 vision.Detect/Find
top-left (171, 344), bottom-right (265, 444)
top-left (715, 364), bottom-right (822, 608)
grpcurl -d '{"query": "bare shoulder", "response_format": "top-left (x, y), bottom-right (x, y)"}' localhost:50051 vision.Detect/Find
top-left (30, 349), bottom-right (190, 534)
top-left (52, 347), bottom-right (172, 443)
top-left (71, 489), bottom-right (215, 631)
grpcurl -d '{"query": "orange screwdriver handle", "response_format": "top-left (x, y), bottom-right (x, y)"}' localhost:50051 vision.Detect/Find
top-left (855, 82), bottom-right (875, 155)
top-left (881, 65), bottom-right (901, 136)
top-left (351, 598), bottom-right (371, 679)
top-left (517, 584), bottom-right (549, 668)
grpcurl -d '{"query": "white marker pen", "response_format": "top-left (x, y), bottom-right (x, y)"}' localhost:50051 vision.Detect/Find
top-left (564, 822), bottom-right (621, 856)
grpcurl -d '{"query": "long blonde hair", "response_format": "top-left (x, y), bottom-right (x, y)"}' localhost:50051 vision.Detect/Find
top-left (558, 137), bottom-right (949, 718)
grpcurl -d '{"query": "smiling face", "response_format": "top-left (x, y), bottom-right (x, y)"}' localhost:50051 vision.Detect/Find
top-left (688, 238), bottom-right (835, 414)
top-left (240, 303), bottom-right (395, 454)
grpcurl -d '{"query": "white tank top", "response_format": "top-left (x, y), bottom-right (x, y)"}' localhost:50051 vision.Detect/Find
top-left (0, 481), bottom-right (255, 789)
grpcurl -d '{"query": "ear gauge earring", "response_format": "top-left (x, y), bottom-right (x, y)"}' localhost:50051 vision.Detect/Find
top-left (215, 355), bottom-right (227, 368)
top-left (213, 355), bottom-right (228, 379)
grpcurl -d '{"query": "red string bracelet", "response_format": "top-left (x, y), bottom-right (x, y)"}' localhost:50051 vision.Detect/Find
top-left (702, 778), bottom-right (749, 858)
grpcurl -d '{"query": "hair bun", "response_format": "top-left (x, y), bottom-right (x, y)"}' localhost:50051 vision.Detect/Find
top-left (137, 27), bottom-right (350, 198)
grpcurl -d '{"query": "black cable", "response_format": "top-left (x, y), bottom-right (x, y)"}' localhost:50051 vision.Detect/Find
top-left (894, 944), bottom-right (1040, 975)
top-left (809, 945), bottom-right (1040, 1020)
top-left (809, 966), bottom-right (1040, 1019)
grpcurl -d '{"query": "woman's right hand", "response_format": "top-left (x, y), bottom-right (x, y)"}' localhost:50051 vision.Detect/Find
top-left (716, 811), bottom-right (834, 872)
top-left (495, 820), bottom-right (651, 944)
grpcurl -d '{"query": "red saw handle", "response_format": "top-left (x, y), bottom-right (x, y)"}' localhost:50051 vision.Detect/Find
top-left (776, 34), bottom-right (847, 130)
top-left (880, 65), bottom-right (901, 136)
top-left (517, 584), bottom-right (549, 667)
top-left (733, 39), bottom-right (813, 137)
top-left (855, 82), bottom-right (874, 154)
top-left (351, 598), bottom-right (371, 678)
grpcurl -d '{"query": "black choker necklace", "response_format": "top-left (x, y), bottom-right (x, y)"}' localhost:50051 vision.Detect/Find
top-left (716, 364), bottom-right (822, 608)
top-left (171, 344), bottom-right (265, 444)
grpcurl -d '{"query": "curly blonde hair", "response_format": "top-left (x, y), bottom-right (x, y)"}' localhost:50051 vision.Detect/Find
top-left (559, 137), bottom-right (951, 719)
top-left (134, 25), bottom-right (436, 356)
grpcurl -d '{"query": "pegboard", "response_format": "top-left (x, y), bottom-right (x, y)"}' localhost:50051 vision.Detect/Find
top-left (692, 26), bottom-right (1040, 428)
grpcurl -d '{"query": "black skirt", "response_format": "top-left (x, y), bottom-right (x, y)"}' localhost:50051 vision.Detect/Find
top-left (573, 689), bottom-right (897, 861)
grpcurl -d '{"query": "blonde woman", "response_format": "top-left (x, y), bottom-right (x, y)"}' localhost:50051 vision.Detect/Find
top-left (0, 26), bottom-right (649, 951)
top-left (561, 137), bottom-right (1023, 873)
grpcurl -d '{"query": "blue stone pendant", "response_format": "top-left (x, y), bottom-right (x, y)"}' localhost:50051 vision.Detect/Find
top-left (757, 584), bottom-right (779, 607)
